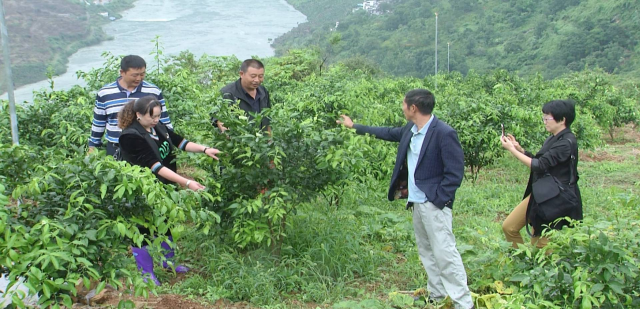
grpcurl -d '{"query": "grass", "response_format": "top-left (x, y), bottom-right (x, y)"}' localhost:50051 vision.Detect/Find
top-left (164, 132), bottom-right (640, 308)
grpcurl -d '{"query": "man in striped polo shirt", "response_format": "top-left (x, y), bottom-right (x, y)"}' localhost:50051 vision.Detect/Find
top-left (88, 55), bottom-right (173, 155)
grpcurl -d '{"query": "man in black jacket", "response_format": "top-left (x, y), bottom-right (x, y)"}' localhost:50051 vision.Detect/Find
top-left (213, 59), bottom-right (272, 133)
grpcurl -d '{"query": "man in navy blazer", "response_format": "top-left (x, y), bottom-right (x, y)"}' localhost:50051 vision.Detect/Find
top-left (337, 89), bottom-right (473, 309)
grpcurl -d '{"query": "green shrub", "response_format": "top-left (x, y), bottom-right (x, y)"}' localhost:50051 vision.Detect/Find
top-left (1, 153), bottom-right (219, 307)
top-left (200, 95), bottom-right (347, 254)
top-left (507, 209), bottom-right (640, 308)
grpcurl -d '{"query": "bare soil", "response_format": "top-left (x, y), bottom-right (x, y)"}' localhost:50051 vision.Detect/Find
top-left (579, 150), bottom-right (627, 162)
top-left (72, 286), bottom-right (332, 309)
top-left (607, 124), bottom-right (640, 145)
top-left (70, 274), bottom-right (331, 309)
top-left (73, 289), bottom-right (256, 309)
top-left (69, 275), bottom-right (259, 309)
top-left (581, 125), bottom-right (640, 162)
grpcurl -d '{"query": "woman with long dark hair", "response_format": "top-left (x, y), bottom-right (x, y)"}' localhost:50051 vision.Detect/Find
top-left (500, 100), bottom-right (583, 248)
top-left (117, 95), bottom-right (220, 285)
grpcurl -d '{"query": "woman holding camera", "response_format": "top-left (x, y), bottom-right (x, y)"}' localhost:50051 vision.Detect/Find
top-left (500, 100), bottom-right (583, 248)
top-left (117, 95), bottom-right (220, 284)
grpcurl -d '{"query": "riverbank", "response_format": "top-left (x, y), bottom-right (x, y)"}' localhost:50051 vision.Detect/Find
top-left (272, 0), bottom-right (361, 56)
top-left (0, 0), bottom-right (135, 91)
top-left (3, 0), bottom-right (306, 104)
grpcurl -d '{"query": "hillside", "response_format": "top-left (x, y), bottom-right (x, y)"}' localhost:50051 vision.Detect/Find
top-left (274, 0), bottom-right (640, 80)
top-left (0, 0), bottom-right (133, 91)
top-left (1, 49), bottom-right (639, 308)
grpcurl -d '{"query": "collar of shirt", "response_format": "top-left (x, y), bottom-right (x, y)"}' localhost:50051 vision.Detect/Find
top-left (242, 86), bottom-right (262, 101)
top-left (411, 114), bottom-right (434, 136)
top-left (116, 77), bottom-right (142, 94)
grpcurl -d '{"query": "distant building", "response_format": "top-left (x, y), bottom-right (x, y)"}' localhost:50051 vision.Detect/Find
top-left (363, 0), bottom-right (377, 11)
top-left (330, 21), bottom-right (340, 31)
top-left (354, 0), bottom-right (385, 15)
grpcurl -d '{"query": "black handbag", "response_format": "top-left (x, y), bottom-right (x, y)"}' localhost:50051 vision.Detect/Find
top-left (531, 174), bottom-right (578, 222)
top-left (527, 138), bottom-right (579, 235)
top-left (113, 147), bottom-right (123, 161)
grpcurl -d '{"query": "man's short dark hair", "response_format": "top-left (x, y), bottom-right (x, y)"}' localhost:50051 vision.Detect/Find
top-left (404, 89), bottom-right (435, 115)
top-left (121, 55), bottom-right (146, 72)
top-left (240, 59), bottom-right (265, 72)
top-left (542, 100), bottom-right (576, 127)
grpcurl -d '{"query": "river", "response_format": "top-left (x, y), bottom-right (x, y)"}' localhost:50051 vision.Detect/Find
top-left (2, 0), bottom-right (305, 103)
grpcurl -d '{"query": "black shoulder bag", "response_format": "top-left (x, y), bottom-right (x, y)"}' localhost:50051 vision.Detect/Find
top-left (113, 147), bottom-right (124, 161)
top-left (527, 138), bottom-right (579, 235)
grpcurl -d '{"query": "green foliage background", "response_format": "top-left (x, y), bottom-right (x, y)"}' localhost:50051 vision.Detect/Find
top-left (0, 48), bottom-right (639, 308)
top-left (274, 0), bottom-right (640, 80)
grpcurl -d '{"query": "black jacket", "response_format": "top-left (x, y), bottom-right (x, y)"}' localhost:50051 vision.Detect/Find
top-left (214, 79), bottom-right (271, 129)
top-left (119, 121), bottom-right (182, 184)
top-left (525, 128), bottom-right (583, 234)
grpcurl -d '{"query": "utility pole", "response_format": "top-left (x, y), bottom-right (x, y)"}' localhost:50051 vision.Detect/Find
top-left (0, 0), bottom-right (19, 145)
top-left (434, 12), bottom-right (438, 90)
top-left (447, 42), bottom-right (450, 73)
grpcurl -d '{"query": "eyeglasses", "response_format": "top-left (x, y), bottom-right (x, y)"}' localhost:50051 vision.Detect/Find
top-left (542, 117), bottom-right (555, 122)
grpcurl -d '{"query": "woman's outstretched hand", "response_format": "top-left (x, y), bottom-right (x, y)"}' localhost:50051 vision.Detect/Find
top-left (186, 180), bottom-right (206, 191)
top-left (204, 148), bottom-right (221, 160)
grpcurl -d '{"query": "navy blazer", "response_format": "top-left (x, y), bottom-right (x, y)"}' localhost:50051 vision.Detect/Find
top-left (353, 116), bottom-right (465, 209)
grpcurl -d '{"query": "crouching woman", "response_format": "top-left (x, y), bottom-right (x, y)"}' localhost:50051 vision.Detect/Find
top-left (500, 100), bottom-right (583, 248)
top-left (117, 95), bottom-right (221, 284)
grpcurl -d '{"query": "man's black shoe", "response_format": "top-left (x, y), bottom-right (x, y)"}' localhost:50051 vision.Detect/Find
top-left (412, 295), bottom-right (441, 305)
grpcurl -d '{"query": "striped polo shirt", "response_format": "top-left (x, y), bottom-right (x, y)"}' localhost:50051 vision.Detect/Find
top-left (88, 78), bottom-right (173, 147)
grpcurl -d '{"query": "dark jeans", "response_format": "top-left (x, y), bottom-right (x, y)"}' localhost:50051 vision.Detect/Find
top-left (106, 142), bottom-right (119, 156)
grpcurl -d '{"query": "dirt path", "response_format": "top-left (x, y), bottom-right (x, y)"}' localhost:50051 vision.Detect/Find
top-left (72, 290), bottom-right (256, 309)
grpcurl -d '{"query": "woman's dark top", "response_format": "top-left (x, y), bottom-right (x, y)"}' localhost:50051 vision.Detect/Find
top-left (119, 121), bottom-right (189, 184)
top-left (523, 128), bottom-right (583, 235)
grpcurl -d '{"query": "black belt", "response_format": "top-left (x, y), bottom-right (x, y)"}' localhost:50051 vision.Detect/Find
top-left (406, 201), bottom-right (414, 210)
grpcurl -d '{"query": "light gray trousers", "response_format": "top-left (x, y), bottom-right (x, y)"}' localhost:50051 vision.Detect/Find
top-left (412, 201), bottom-right (473, 309)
